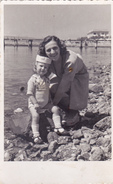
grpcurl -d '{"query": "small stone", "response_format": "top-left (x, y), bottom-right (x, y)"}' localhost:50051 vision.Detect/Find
top-left (4, 152), bottom-right (10, 161)
top-left (90, 98), bottom-right (97, 104)
top-left (73, 139), bottom-right (80, 145)
top-left (14, 108), bottom-right (23, 114)
top-left (72, 129), bottom-right (84, 139)
top-left (10, 134), bottom-right (17, 139)
top-left (18, 149), bottom-right (22, 154)
top-left (6, 140), bottom-right (10, 144)
top-left (71, 145), bottom-right (77, 150)
top-left (90, 139), bottom-right (96, 145)
top-left (90, 147), bottom-right (105, 161)
top-left (93, 130), bottom-right (104, 138)
top-left (58, 136), bottom-right (71, 144)
top-left (47, 158), bottom-right (53, 161)
top-left (89, 84), bottom-right (103, 93)
top-left (81, 138), bottom-right (87, 143)
top-left (14, 157), bottom-right (21, 161)
top-left (30, 150), bottom-right (40, 158)
top-left (65, 156), bottom-right (75, 161)
top-left (81, 126), bottom-right (94, 134)
top-left (83, 132), bottom-right (92, 139)
top-left (80, 143), bottom-right (91, 153)
top-left (14, 153), bottom-right (25, 161)
top-left (40, 151), bottom-right (51, 158)
top-left (77, 153), bottom-right (90, 161)
top-left (7, 143), bottom-right (14, 149)
top-left (104, 134), bottom-right (111, 139)
top-left (77, 155), bottom-right (84, 161)
top-left (100, 146), bottom-right (111, 155)
top-left (103, 131), bottom-right (108, 135)
top-left (19, 154), bottom-right (24, 160)
top-left (106, 128), bottom-right (111, 134)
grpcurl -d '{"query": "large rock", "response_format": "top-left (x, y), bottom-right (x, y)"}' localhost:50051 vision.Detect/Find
top-left (89, 84), bottom-right (103, 93)
top-left (90, 147), bottom-right (105, 161)
top-left (96, 137), bottom-right (110, 147)
top-left (93, 116), bottom-right (111, 131)
top-left (47, 132), bottom-right (58, 144)
top-left (48, 140), bottom-right (58, 153)
top-left (8, 111), bottom-right (31, 135)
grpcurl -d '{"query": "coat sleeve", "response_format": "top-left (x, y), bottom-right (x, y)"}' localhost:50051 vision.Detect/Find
top-left (27, 76), bottom-right (35, 95)
top-left (53, 52), bottom-right (85, 105)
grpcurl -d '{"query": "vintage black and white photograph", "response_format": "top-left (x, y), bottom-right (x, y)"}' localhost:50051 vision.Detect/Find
top-left (3, 3), bottom-right (112, 163)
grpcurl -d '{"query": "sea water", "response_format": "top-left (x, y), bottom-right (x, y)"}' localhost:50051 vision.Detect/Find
top-left (4, 46), bottom-right (111, 111)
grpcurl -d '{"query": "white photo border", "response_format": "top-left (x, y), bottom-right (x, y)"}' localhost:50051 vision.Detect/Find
top-left (0, 1), bottom-right (113, 184)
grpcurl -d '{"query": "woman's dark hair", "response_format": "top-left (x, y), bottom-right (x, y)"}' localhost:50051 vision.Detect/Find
top-left (38, 35), bottom-right (67, 56)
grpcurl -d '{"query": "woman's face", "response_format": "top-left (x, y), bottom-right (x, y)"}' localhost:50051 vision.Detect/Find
top-left (45, 40), bottom-right (60, 61)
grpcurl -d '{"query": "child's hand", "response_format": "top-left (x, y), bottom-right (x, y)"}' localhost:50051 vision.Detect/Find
top-left (34, 103), bottom-right (41, 112)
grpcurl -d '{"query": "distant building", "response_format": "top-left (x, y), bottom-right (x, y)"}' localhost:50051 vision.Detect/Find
top-left (87, 30), bottom-right (109, 40)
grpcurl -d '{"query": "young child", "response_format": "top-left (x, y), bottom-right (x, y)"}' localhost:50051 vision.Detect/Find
top-left (27, 55), bottom-right (68, 144)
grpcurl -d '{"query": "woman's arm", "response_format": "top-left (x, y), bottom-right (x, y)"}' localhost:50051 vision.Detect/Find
top-left (53, 53), bottom-right (85, 105)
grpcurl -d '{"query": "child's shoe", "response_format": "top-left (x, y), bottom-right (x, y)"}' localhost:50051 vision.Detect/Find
top-left (54, 128), bottom-right (70, 136)
top-left (61, 111), bottom-right (67, 126)
top-left (34, 136), bottom-right (43, 144)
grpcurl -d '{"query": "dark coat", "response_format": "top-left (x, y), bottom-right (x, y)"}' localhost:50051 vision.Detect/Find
top-left (48, 50), bottom-right (89, 110)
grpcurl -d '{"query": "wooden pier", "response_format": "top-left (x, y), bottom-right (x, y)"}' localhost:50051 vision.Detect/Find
top-left (4, 36), bottom-right (42, 47)
top-left (4, 36), bottom-right (111, 48)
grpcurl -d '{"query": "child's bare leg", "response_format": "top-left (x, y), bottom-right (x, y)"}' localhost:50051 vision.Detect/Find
top-left (29, 106), bottom-right (43, 143)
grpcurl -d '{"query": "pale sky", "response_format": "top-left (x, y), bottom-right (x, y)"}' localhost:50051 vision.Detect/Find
top-left (4, 4), bottom-right (111, 40)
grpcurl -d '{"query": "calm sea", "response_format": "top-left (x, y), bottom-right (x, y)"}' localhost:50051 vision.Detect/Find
top-left (4, 46), bottom-right (111, 111)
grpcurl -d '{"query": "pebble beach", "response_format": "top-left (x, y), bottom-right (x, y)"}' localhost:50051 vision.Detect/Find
top-left (4, 62), bottom-right (111, 161)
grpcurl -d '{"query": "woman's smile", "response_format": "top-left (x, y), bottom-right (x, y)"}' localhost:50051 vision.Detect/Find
top-left (45, 40), bottom-right (60, 61)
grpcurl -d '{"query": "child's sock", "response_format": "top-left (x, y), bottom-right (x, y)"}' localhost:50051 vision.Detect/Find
top-left (52, 115), bottom-right (64, 131)
top-left (31, 124), bottom-right (40, 137)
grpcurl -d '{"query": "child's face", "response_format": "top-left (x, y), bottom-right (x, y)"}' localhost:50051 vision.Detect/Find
top-left (35, 62), bottom-right (49, 76)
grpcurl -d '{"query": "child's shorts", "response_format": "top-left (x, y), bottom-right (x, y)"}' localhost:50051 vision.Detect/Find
top-left (29, 102), bottom-right (55, 114)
